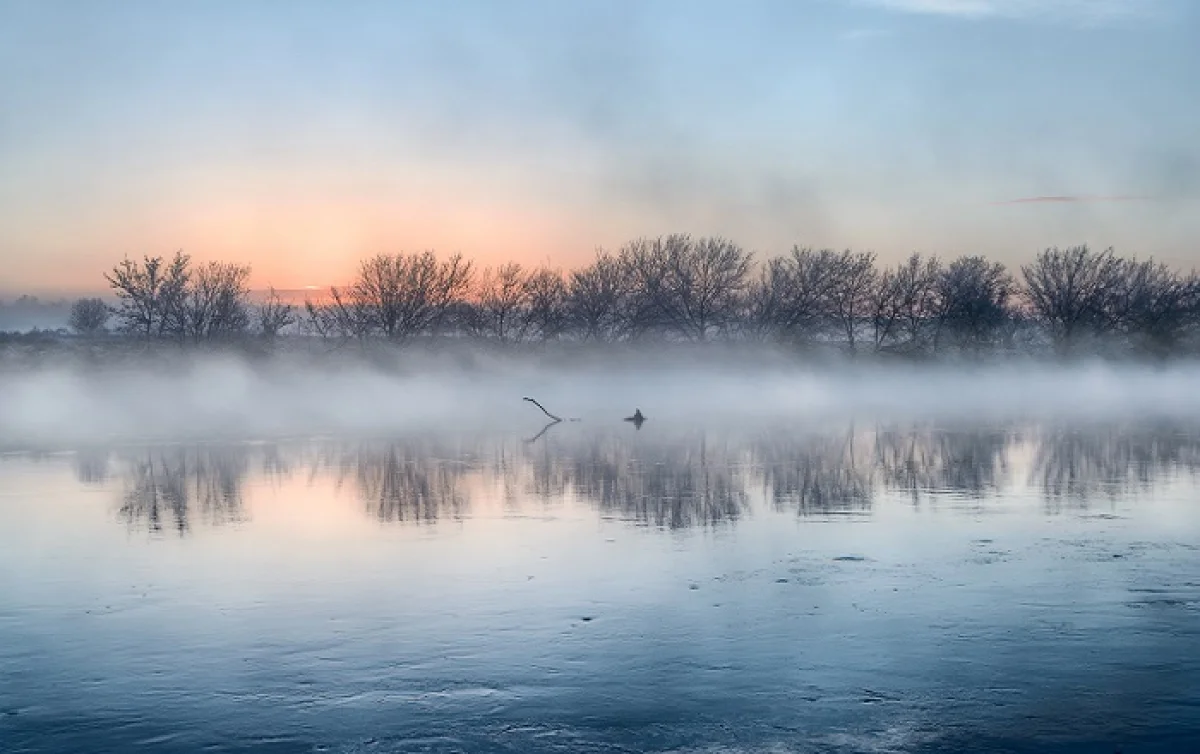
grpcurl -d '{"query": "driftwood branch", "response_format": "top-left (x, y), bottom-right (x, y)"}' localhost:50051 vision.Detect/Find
top-left (522, 396), bottom-right (562, 422)
top-left (522, 396), bottom-right (583, 423)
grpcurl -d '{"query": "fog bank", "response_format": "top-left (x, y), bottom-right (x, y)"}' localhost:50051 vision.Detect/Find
top-left (3, 352), bottom-right (1200, 447)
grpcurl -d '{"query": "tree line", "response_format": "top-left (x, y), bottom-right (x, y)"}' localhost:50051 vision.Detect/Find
top-left (71, 252), bottom-right (296, 343)
top-left (73, 238), bottom-right (1200, 357)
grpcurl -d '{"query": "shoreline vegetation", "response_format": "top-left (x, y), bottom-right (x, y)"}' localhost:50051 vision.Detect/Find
top-left (7, 237), bottom-right (1200, 365)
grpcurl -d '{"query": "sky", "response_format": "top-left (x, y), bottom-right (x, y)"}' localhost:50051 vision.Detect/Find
top-left (1, 0), bottom-right (1198, 294)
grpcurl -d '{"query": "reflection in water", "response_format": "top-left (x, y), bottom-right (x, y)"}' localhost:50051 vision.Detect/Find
top-left (92, 420), bottom-right (1200, 534)
top-left (9, 420), bottom-right (1198, 754)
top-left (335, 440), bottom-right (470, 524)
top-left (73, 448), bottom-right (112, 485)
top-left (513, 430), bottom-right (748, 526)
top-left (1032, 422), bottom-right (1200, 503)
top-left (754, 427), bottom-right (873, 515)
top-left (115, 446), bottom-right (250, 534)
top-left (553, 434), bottom-right (748, 528)
top-left (874, 424), bottom-right (1012, 502)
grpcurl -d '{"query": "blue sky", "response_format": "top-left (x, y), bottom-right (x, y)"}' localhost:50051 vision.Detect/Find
top-left (1, 0), bottom-right (1197, 291)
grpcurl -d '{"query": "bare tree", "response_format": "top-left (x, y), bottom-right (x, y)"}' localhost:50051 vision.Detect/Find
top-left (615, 237), bottom-right (668, 338)
top-left (1112, 258), bottom-right (1198, 355)
top-left (744, 258), bottom-right (791, 342)
top-left (474, 263), bottom-right (529, 341)
top-left (181, 261), bottom-right (252, 340)
top-left (68, 297), bottom-right (109, 336)
top-left (105, 251), bottom-right (191, 338)
top-left (520, 267), bottom-right (568, 341)
top-left (412, 252), bottom-right (474, 338)
top-left (870, 267), bottom-right (905, 353)
top-left (679, 236), bottom-right (754, 340)
top-left (871, 253), bottom-right (942, 353)
top-left (303, 288), bottom-right (373, 340)
top-left (622, 234), bottom-right (752, 341)
top-left (825, 250), bottom-right (877, 353)
top-left (319, 251), bottom-right (473, 340)
top-left (747, 247), bottom-right (844, 343)
top-left (933, 256), bottom-right (1014, 352)
top-left (1021, 245), bottom-right (1125, 354)
top-left (257, 287), bottom-right (296, 339)
top-left (566, 251), bottom-right (630, 341)
top-left (351, 254), bottom-right (408, 338)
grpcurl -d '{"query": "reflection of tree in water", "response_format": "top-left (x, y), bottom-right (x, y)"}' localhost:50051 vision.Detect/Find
top-left (498, 436), bottom-right (572, 509)
top-left (94, 419), bottom-right (1200, 532)
top-left (874, 424), bottom-right (1013, 502)
top-left (489, 431), bottom-right (749, 528)
top-left (259, 442), bottom-right (295, 484)
top-left (571, 434), bottom-right (748, 528)
top-left (751, 428), bottom-right (874, 516)
top-left (73, 448), bottom-right (112, 485)
top-left (332, 440), bottom-right (470, 524)
top-left (1032, 421), bottom-right (1200, 505)
top-left (117, 445), bottom-right (249, 534)
top-left (328, 421), bottom-right (1200, 526)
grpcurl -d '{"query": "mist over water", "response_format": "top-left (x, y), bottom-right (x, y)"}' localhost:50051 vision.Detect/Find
top-left (4, 349), bottom-right (1200, 446)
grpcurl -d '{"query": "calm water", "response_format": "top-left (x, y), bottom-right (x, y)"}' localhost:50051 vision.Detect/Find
top-left (2, 420), bottom-right (1199, 753)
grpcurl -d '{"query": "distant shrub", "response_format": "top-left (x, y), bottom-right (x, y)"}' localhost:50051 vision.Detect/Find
top-left (69, 298), bottom-right (110, 336)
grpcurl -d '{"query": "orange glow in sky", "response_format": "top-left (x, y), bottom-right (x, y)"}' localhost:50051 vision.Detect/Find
top-left (3, 1), bottom-right (1197, 295)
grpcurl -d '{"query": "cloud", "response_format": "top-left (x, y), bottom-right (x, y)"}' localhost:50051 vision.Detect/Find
top-left (992, 195), bottom-right (1151, 205)
top-left (859, 0), bottom-right (997, 16)
top-left (852, 0), bottom-right (1157, 23)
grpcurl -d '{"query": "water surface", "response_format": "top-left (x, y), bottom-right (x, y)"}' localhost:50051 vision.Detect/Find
top-left (3, 420), bottom-right (1199, 753)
